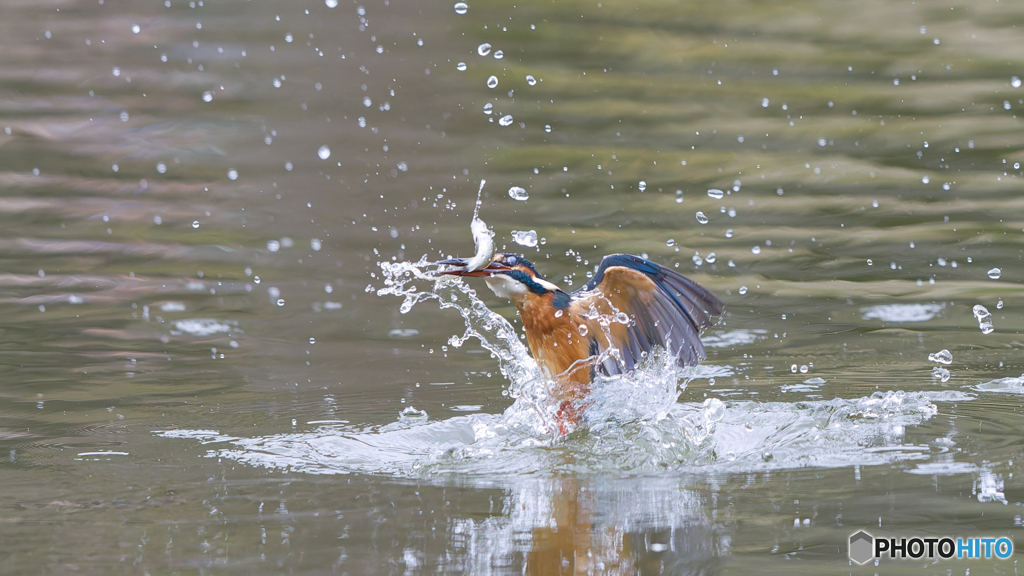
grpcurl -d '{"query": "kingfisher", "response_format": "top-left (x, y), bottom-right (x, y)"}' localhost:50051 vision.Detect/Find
top-left (441, 252), bottom-right (723, 431)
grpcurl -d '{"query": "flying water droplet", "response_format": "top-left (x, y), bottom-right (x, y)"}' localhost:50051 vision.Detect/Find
top-left (707, 188), bottom-right (724, 199)
top-left (192, 220), bottom-right (200, 228)
top-left (131, 24), bottom-right (141, 34)
top-left (751, 245), bottom-right (761, 255)
top-left (922, 175), bottom-right (930, 184)
top-left (494, 50), bottom-right (504, 59)
top-left (477, 43), bottom-right (491, 56)
top-left (511, 229), bottom-right (538, 247)
top-left (156, 162), bottom-right (167, 174)
top-left (325, 0), bottom-right (338, 7)
top-left (988, 268), bottom-right (1001, 279)
top-left (227, 169), bottom-right (239, 180)
top-left (456, 62), bottom-right (467, 71)
top-left (666, 239), bottom-right (676, 247)
top-left (638, 181), bottom-right (647, 192)
top-left (928, 349), bottom-right (952, 364)
top-left (725, 229), bottom-right (733, 238)
top-left (705, 253), bottom-right (716, 263)
top-left (1014, 76), bottom-right (1022, 88)
top-left (202, 91), bottom-right (214, 102)
top-left (578, 324), bottom-right (588, 336)
top-left (453, 2), bottom-right (468, 14)
top-left (526, 75), bottom-right (537, 86)
top-left (695, 211), bottom-right (708, 224)
top-left (498, 114), bottom-right (513, 126)
top-left (508, 186), bottom-right (528, 201)
top-left (974, 304), bottom-right (994, 334)
top-left (486, 75), bottom-right (498, 88)
top-left (482, 102), bottom-right (492, 115)
top-left (317, 145), bottom-right (331, 160)
top-left (738, 286), bottom-right (748, 295)
top-left (932, 367), bottom-right (950, 382)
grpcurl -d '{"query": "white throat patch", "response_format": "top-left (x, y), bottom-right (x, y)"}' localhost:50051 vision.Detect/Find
top-left (484, 274), bottom-right (528, 302)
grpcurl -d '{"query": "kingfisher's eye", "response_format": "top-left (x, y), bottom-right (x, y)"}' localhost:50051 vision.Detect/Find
top-left (506, 256), bottom-right (517, 266)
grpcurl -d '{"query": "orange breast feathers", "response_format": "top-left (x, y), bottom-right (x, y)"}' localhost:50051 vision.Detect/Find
top-left (518, 292), bottom-right (593, 390)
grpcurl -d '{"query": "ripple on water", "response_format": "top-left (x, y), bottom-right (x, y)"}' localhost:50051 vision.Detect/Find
top-left (861, 303), bottom-right (945, 322)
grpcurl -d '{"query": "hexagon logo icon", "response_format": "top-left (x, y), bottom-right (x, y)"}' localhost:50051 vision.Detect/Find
top-left (849, 531), bottom-right (874, 565)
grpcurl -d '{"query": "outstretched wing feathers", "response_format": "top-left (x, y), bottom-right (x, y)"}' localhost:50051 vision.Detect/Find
top-left (570, 254), bottom-right (723, 375)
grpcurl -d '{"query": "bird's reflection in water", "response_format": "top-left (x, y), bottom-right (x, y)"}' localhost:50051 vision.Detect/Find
top-left (447, 477), bottom-right (726, 575)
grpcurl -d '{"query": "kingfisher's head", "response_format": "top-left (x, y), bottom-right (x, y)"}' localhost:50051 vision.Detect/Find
top-left (440, 253), bottom-right (562, 303)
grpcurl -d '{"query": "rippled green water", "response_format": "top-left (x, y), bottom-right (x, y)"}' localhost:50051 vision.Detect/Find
top-left (3, 0), bottom-right (1024, 573)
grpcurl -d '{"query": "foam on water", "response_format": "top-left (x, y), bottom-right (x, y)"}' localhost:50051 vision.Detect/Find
top-left (159, 259), bottom-right (976, 480)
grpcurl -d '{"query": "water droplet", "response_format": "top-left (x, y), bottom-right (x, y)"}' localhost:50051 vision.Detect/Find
top-left (974, 304), bottom-right (994, 334)
top-left (482, 102), bottom-right (492, 115)
top-left (666, 239), bottom-right (676, 247)
top-left (751, 245), bottom-right (761, 254)
top-left (486, 75), bottom-right (498, 88)
top-left (761, 97), bottom-right (769, 108)
top-left (707, 188), bottom-right (724, 199)
top-left (227, 169), bottom-right (238, 180)
top-left (511, 229), bottom-right (538, 247)
top-left (554, 310), bottom-right (563, 318)
top-left (544, 124), bottom-right (552, 133)
top-left (928, 349), bottom-right (953, 365)
top-left (526, 75), bottom-right (537, 86)
top-left (508, 186), bottom-right (528, 201)
top-left (790, 364), bottom-right (798, 373)
top-left (153, 215), bottom-right (162, 225)
top-left (311, 238), bottom-right (322, 251)
top-left (498, 114), bottom-right (513, 126)
top-left (192, 220), bottom-right (200, 228)
top-left (477, 43), bottom-right (491, 56)
top-left (453, 2), bottom-right (468, 14)
top-left (997, 300), bottom-right (1004, 309)
top-left (456, 62), bottom-right (467, 71)
top-left (725, 229), bottom-right (733, 238)
top-left (285, 162), bottom-right (293, 171)
top-left (799, 365), bottom-right (809, 374)
top-left (325, 0), bottom-right (338, 7)
top-left (309, 337), bottom-right (316, 344)
top-left (120, 111), bottom-right (130, 122)
top-left (317, 145), bottom-right (331, 160)
top-left (638, 180), bottom-right (647, 192)
top-left (703, 398), bottom-right (725, 422)
top-left (267, 240), bottom-right (281, 252)
top-left (131, 24), bottom-right (141, 34)
top-left (272, 77), bottom-right (282, 88)
top-left (692, 254), bottom-right (703, 266)
top-left (932, 366), bottom-right (951, 382)
top-left (202, 91), bottom-right (214, 102)
top-left (277, 299), bottom-right (285, 307)
top-left (494, 50), bottom-right (504, 59)
top-left (399, 406), bottom-right (427, 419)
top-left (739, 286), bottom-right (748, 295)
top-left (285, 33), bottom-right (293, 43)
top-left (695, 211), bottom-right (708, 224)
top-left (1014, 76), bottom-right (1022, 88)
top-left (614, 312), bottom-right (629, 324)
top-left (988, 268), bottom-right (1002, 279)
top-left (922, 175), bottom-right (930, 184)
top-left (705, 253), bottom-right (716, 263)
top-left (156, 162), bottom-right (167, 174)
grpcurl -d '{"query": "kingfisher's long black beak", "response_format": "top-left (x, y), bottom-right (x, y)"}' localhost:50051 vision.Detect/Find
top-left (438, 258), bottom-right (509, 277)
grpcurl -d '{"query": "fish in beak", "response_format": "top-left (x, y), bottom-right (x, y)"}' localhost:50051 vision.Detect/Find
top-left (438, 257), bottom-right (510, 277)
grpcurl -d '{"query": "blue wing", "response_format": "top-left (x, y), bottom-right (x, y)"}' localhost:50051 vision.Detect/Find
top-left (570, 254), bottom-right (723, 374)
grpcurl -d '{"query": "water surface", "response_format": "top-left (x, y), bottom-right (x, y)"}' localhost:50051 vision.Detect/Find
top-left (3, 0), bottom-right (1024, 573)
